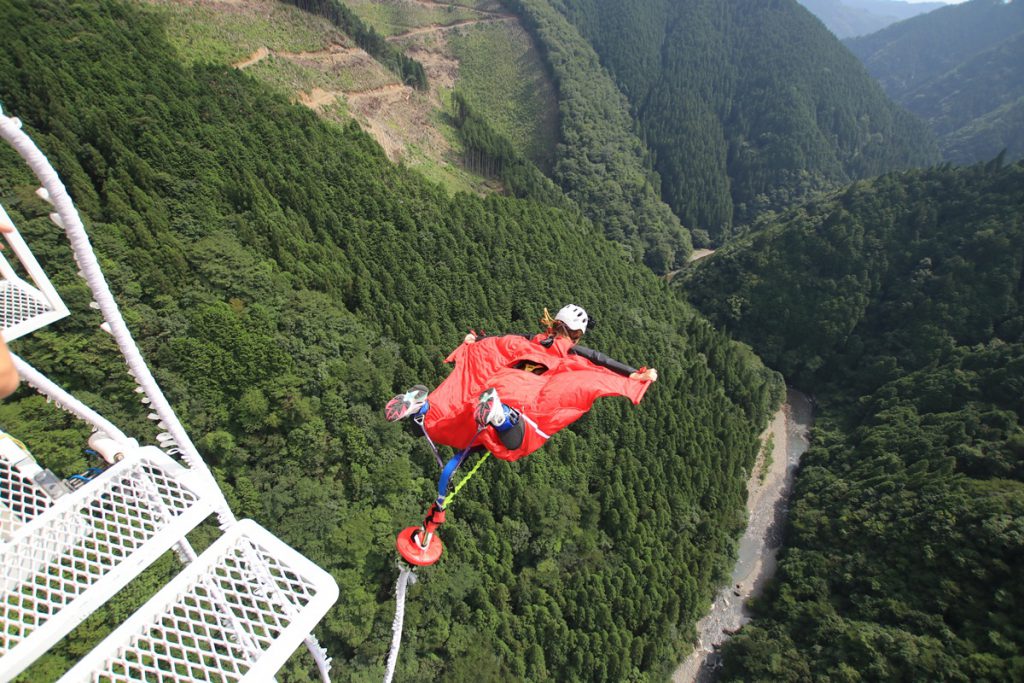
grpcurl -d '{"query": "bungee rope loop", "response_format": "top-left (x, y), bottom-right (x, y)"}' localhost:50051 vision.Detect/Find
top-left (384, 437), bottom-right (492, 682)
top-left (383, 563), bottom-right (417, 683)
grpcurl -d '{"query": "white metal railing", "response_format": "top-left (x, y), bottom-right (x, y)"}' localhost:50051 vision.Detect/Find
top-left (0, 110), bottom-right (214, 488)
top-left (10, 355), bottom-right (135, 447)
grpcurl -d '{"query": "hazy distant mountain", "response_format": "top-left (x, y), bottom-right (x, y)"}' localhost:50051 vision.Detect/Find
top-left (796, 0), bottom-right (945, 38)
top-left (846, 0), bottom-right (1024, 163)
top-left (548, 0), bottom-right (939, 240)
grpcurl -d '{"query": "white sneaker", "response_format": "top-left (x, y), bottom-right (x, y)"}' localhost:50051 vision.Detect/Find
top-left (474, 388), bottom-right (505, 427)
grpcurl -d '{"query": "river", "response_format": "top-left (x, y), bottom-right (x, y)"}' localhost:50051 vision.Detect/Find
top-left (672, 388), bottom-right (813, 682)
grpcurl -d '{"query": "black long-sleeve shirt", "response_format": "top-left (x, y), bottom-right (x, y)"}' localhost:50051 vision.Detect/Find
top-left (571, 344), bottom-right (638, 377)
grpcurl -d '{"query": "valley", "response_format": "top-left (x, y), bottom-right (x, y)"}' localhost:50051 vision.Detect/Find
top-left (1, 0), bottom-right (1021, 681)
top-left (674, 389), bottom-right (814, 683)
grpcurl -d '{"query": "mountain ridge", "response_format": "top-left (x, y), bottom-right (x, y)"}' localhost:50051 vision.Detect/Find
top-left (845, 0), bottom-right (1024, 162)
top-left (549, 0), bottom-right (939, 240)
top-left (797, 0), bottom-right (946, 38)
top-left (140, 0), bottom-right (556, 196)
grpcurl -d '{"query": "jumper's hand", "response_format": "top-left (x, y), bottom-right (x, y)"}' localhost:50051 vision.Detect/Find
top-left (0, 221), bottom-right (12, 249)
top-left (631, 367), bottom-right (658, 382)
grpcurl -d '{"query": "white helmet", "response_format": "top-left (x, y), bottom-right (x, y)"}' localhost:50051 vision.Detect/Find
top-left (555, 304), bottom-right (589, 334)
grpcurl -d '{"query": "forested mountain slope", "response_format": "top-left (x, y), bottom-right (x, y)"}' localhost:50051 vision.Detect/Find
top-left (797, 0), bottom-right (945, 38)
top-left (261, 0), bottom-right (693, 274)
top-left (680, 161), bottom-right (1024, 680)
top-left (846, 0), bottom-right (1024, 163)
top-left (503, 0), bottom-right (692, 272)
top-left (547, 0), bottom-right (939, 241)
top-left (0, 1), bottom-right (783, 680)
top-left (681, 161), bottom-right (1024, 394)
top-left (135, 0), bottom-right (561, 202)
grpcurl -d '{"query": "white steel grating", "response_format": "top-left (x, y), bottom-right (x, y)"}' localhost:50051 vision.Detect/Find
top-left (0, 278), bottom-right (58, 331)
top-left (0, 448), bottom-right (218, 679)
top-left (0, 202), bottom-right (70, 341)
top-left (0, 453), bottom-right (54, 542)
top-left (61, 519), bottom-right (339, 683)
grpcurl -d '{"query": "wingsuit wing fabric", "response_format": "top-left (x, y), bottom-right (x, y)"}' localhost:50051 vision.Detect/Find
top-left (422, 334), bottom-right (651, 461)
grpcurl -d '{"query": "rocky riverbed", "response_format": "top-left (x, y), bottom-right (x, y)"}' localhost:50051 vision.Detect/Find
top-left (672, 388), bottom-right (813, 683)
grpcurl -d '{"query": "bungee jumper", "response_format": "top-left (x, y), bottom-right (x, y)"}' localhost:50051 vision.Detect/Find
top-left (389, 304), bottom-right (658, 565)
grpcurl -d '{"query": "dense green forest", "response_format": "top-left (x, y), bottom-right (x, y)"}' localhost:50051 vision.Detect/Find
top-left (845, 0), bottom-right (1024, 164)
top-left (450, 91), bottom-right (572, 209)
top-left (0, 1), bottom-right (784, 681)
top-left (681, 162), bottom-right (1024, 680)
top-left (681, 161), bottom-right (1024, 395)
top-left (549, 0), bottom-right (939, 241)
top-left (501, 0), bottom-right (693, 272)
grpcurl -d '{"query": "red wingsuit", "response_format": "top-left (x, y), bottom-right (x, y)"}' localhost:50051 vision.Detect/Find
top-left (422, 334), bottom-right (652, 461)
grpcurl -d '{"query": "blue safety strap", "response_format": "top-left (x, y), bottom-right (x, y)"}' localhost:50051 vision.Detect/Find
top-left (436, 426), bottom-right (485, 505)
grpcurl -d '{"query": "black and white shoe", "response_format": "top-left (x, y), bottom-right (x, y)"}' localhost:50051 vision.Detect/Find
top-left (385, 385), bottom-right (429, 422)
